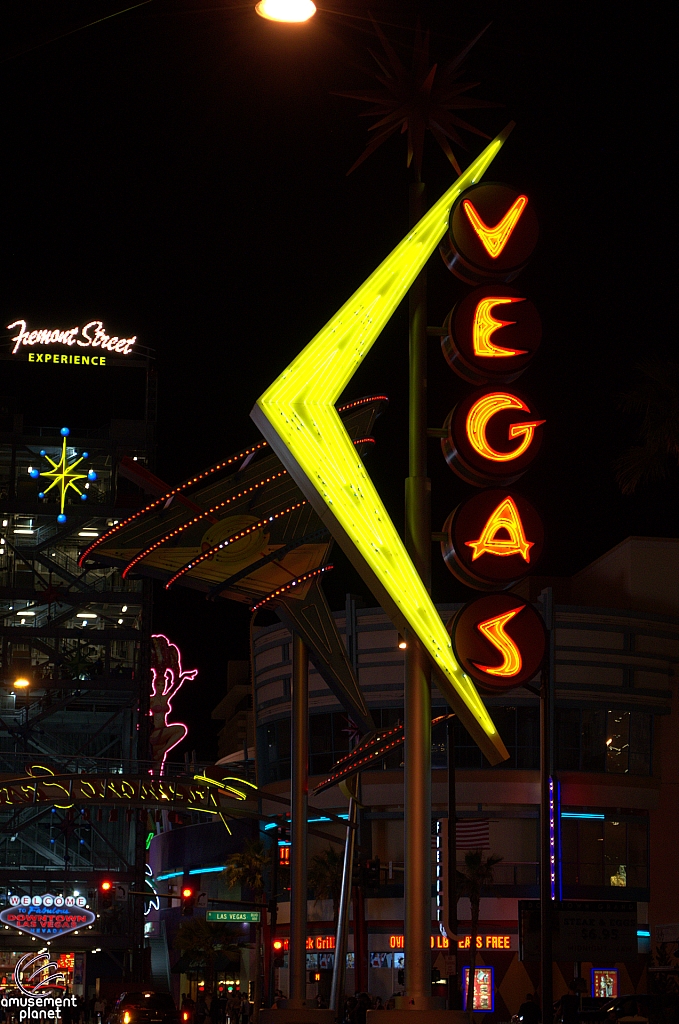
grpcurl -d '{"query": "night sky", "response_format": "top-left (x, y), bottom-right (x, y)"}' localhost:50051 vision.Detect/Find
top-left (2, 1), bottom-right (674, 758)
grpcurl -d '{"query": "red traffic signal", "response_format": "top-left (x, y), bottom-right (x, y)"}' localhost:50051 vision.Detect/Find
top-left (99, 879), bottom-right (113, 908)
top-left (181, 886), bottom-right (195, 916)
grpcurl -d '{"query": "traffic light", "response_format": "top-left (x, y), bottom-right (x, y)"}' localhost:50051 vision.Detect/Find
top-left (307, 971), bottom-right (321, 983)
top-left (181, 886), bottom-right (195, 917)
top-left (99, 879), bottom-right (113, 909)
top-left (365, 858), bottom-right (380, 887)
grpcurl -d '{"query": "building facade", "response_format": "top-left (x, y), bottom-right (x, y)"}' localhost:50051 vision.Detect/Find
top-left (0, 341), bottom-right (156, 995)
top-left (253, 537), bottom-right (679, 1014)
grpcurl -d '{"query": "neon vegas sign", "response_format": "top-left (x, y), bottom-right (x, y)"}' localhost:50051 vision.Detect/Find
top-left (7, 320), bottom-right (137, 357)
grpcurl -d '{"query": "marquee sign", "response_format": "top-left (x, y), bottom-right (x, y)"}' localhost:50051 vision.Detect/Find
top-left (273, 936), bottom-right (336, 952)
top-left (0, 895), bottom-right (95, 938)
top-left (438, 178), bottom-right (546, 696)
top-left (7, 319), bottom-right (137, 360)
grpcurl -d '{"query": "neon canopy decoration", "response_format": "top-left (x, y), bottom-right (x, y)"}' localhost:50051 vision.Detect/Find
top-left (251, 127), bottom-right (516, 765)
top-left (77, 402), bottom-right (382, 735)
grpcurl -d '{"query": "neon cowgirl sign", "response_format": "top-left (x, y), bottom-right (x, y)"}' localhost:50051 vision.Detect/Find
top-left (1, 951), bottom-right (78, 1021)
top-left (149, 635), bottom-right (197, 775)
top-left (7, 320), bottom-right (137, 357)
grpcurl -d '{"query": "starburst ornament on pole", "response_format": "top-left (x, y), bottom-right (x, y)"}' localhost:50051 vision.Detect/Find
top-left (33, 427), bottom-right (96, 523)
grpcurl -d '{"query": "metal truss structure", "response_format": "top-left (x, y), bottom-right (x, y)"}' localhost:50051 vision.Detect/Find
top-left (0, 413), bottom-right (154, 970)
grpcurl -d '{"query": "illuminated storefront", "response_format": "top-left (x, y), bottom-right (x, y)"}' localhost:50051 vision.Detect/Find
top-left (591, 968), bottom-right (618, 999)
top-left (462, 966), bottom-right (494, 1012)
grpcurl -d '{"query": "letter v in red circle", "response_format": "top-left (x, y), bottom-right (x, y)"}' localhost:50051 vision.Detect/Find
top-left (463, 195), bottom-right (528, 259)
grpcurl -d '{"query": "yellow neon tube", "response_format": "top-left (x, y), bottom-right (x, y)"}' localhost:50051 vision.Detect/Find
top-left (252, 126), bottom-right (514, 765)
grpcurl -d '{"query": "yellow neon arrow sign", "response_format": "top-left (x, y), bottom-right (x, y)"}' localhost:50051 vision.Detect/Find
top-left (252, 126), bottom-right (514, 765)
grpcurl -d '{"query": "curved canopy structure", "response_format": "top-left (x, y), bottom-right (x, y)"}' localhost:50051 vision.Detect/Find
top-left (78, 398), bottom-right (387, 734)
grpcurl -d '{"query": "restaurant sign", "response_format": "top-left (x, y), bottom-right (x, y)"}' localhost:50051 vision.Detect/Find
top-left (519, 900), bottom-right (637, 961)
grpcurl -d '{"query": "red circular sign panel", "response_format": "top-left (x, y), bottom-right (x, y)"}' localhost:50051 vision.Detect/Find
top-left (441, 489), bottom-right (544, 590)
top-left (440, 183), bottom-right (539, 285)
top-left (449, 593), bottom-right (547, 694)
top-left (441, 386), bottom-right (545, 488)
top-left (442, 285), bottom-right (542, 385)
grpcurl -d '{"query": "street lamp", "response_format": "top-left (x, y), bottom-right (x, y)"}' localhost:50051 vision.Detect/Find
top-left (255, 0), bottom-right (316, 23)
top-left (13, 677), bottom-right (30, 689)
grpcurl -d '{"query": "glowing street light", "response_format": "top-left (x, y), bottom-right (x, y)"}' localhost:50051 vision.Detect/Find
top-left (13, 677), bottom-right (30, 689)
top-left (255, 0), bottom-right (316, 23)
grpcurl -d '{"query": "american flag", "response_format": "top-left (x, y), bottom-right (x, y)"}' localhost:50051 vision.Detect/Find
top-left (455, 819), bottom-right (489, 849)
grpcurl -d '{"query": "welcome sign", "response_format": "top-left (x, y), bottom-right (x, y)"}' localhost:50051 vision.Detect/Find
top-left (0, 895), bottom-right (95, 938)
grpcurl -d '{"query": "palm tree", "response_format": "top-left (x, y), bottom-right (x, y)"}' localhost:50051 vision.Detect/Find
top-left (173, 918), bottom-right (238, 994)
top-left (308, 845), bottom-right (344, 921)
top-left (616, 361), bottom-right (679, 494)
top-left (456, 850), bottom-right (503, 1020)
top-left (225, 840), bottom-right (270, 1023)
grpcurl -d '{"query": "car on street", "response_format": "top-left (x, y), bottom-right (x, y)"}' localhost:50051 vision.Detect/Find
top-left (108, 991), bottom-right (179, 1024)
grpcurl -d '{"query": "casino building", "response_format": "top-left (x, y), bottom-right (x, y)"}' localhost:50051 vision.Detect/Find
top-left (252, 535), bottom-right (679, 1014)
top-left (0, 327), bottom-right (156, 998)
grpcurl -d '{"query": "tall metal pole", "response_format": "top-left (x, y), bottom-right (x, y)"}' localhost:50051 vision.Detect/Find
top-left (289, 633), bottom-right (309, 1008)
top-left (330, 782), bottom-right (358, 1014)
top-left (403, 179), bottom-right (434, 1009)
top-left (539, 588), bottom-right (554, 1024)
top-left (447, 716), bottom-right (459, 1009)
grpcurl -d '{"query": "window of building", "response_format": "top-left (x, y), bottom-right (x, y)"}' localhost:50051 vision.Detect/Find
top-left (447, 708), bottom-right (540, 770)
top-left (309, 712), bottom-right (355, 776)
top-left (264, 717), bottom-right (290, 782)
top-left (555, 709), bottom-right (652, 775)
top-left (263, 710), bottom-right (363, 781)
top-left (561, 813), bottom-right (648, 890)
